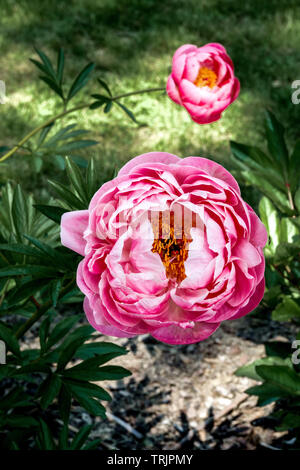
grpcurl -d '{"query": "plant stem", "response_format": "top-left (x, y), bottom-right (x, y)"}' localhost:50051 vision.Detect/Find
top-left (15, 278), bottom-right (75, 340)
top-left (0, 87), bottom-right (165, 163)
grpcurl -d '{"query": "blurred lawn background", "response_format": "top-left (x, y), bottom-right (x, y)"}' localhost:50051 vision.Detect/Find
top-left (1, 0), bottom-right (300, 195)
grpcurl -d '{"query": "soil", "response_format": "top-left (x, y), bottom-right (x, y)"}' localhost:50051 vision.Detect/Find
top-left (74, 314), bottom-right (296, 450)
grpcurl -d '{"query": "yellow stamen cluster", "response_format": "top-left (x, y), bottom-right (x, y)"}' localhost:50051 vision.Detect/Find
top-left (194, 67), bottom-right (217, 88)
top-left (151, 212), bottom-right (192, 284)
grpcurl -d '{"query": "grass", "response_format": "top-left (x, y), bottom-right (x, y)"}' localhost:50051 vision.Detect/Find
top-left (1, 0), bottom-right (300, 196)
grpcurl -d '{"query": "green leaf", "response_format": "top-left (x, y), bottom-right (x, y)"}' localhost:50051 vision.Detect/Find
top-left (280, 217), bottom-right (299, 243)
top-left (56, 48), bottom-right (65, 86)
top-left (56, 336), bottom-right (88, 371)
top-left (33, 48), bottom-right (57, 81)
top-left (14, 361), bottom-right (51, 375)
top-left (244, 171), bottom-right (292, 215)
top-left (7, 278), bottom-right (51, 306)
top-left (246, 382), bottom-right (286, 406)
top-left (65, 156), bottom-right (89, 203)
top-left (295, 187), bottom-right (300, 214)
top-left (67, 62), bottom-right (95, 101)
top-left (58, 384), bottom-right (71, 425)
top-left (63, 364), bottom-right (131, 381)
top-left (39, 316), bottom-right (51, 353)
top-left (34, 204), bottom-right (66, 224)
top-left (97, 78), bottom-right (112, 96)
top-left (0, 264), bottom-right (59, 278)
top-left (70, 424), bottom-right (93, 450)
top-left (258, 197), bottom-right (279, 256)
top-left (104, 101), bottom-right (113, 113)
top-left (40, 374), bottom-right (62, 409)
top-left (64, 378), bottom-right (112, 401)
top-left (256, 365), bottom-right (300, 395)
top-left (265, 110), bottom-right (289, 173)
top-left (272, 296), bottom-right (300, 322)
top-left (72, 392), bottom-right (106, 418)
top-left (75, 341), bottom-right (127, 360)
top-left (230, 141), bottom-right (273, 167)
top-left (5, 416), bottom-right (39, 428)
top-left (276, 413), bottom-right (300, 430)
top-left (48, 180), bottom-right (86, 210)
top-left (116, 102), bottom-right (138, 123)
top-left (62, 353), bottom-right (129, 376)
top-left (37, 419), bottom-right (56, 450)
top-left (0, 322), bottom-right (20, 356)
top-left (50, 278), bottom-right (62, 307)
top-left (39, 75), bottom-right (64, 99)
top-left (12, 185), bottom-right (29, 242)
top-left (235, 356), bottom-right (291, 381)
top-left (46, 315), bottom-right (79, 350)
top-left (289, 140), bottom-right (300, 193)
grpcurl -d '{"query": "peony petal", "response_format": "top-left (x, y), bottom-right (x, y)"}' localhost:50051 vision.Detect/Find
top-left (61, 210), bottom-right (89, 255)
top-left (151, 321), bottom-right (219, 345)
top-left (118, 152), bottom-right (180, 177)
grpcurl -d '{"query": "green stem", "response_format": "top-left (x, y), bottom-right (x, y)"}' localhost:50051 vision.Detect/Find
top-left (0, 87), bottom-right (165, 163)
top-left (15, 278), bottom-right (75, 340)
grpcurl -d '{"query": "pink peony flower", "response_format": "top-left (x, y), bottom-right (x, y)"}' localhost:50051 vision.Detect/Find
top-left (166, 43), bottom-right (240, 124)
top-left (61, 152), bottom-right (267, 345)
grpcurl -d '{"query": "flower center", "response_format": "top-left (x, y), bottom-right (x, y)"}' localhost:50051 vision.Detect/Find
top-left (151, 212), bottom-right (192, 283)
top-left (194, 67), bottom-right (217, 88)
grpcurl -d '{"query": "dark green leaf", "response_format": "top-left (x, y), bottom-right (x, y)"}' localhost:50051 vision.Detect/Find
top-left (116, 102), bottom-right (138, 123)
top-left (34, 204), bottom-right (66, 224)
top-left (70, 425), bottom-right (93, 450)
top-left (40, 374), bottom-right (62, 409)
top-left (265, 110), bottom-right (289, 173)
top-left (97, 78), bottom-right (112, 96)
top-left (46, 315), bottom-right (79, 350)
top-left (56, 48), bottom-right (65, 86)
top-left (0, 322), bottom-right (20, 356)
top-left (67, 62), bottom-right (95, 101)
